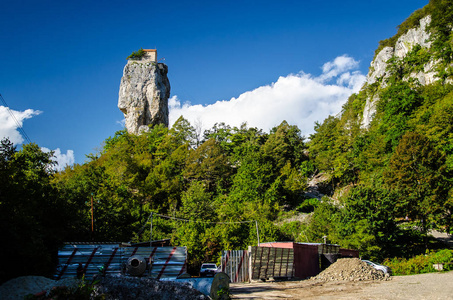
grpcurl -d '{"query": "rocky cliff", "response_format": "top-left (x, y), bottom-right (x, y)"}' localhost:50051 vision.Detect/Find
top-left (361, 14), bottom-right (451, 128)
top-left (118, 59), bottom-right (170, 134)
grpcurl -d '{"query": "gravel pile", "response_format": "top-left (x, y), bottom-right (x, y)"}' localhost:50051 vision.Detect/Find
top-left (91, 275), bottom-right (208, 300)
top-left (312, 258), bottom-right (390, 282)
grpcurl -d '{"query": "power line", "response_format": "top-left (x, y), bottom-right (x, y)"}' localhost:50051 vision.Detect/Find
top-left (0, 93), bottom-right (32, 144)
top-left (133, 211), bottom-right (256, 242)
top-left (152, 212), bottom-right (255, 224)
top-left (133, 212), bottom-right (260, 246)
top-left (135, 211), bottom-right (156, 237)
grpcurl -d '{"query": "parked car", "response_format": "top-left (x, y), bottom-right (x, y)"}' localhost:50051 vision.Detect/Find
top-left (362, 260), bottom-right (392, 274)
top-left (199, 263), bottom-right (218, 277)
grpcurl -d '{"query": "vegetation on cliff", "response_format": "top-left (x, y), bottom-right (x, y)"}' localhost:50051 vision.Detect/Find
top-left (126, 48), bottom-right (146, 60)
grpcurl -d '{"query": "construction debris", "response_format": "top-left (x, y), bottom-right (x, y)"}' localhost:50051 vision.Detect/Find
top-left (0, 275), bottom-right (208, 300)
top-left (91, 275), bottom-right (208, 299)
top-left (0, 276), bottom-right (79, 300)
top-left (312, 258), bottom-right (390, 282)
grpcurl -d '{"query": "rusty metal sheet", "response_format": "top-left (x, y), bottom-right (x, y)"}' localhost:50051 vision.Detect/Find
top-left (250, 246), bottom-right (294, 280)
top-left (55, 243), bottom-right (186, 280)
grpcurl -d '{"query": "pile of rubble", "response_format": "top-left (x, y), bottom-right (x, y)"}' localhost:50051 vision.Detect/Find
top-left (312, 258), bottom-right (390, 282)
top-left (91, 275), bottom-right (208, 300)
top-left (0, 276), bottom-right (79, 300)
top-left (0, 275), bottom-right (208, 300)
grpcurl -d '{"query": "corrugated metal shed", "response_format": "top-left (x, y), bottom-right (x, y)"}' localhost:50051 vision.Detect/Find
top-left (258, 242), bottom-right (357, 279)
top-left (55, 243), bottom-right (187, 280)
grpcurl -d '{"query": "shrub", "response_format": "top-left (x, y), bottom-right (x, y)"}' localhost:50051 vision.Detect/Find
top-left (429, 249), bottom-right (453, 271)
top-left (383, 255), bottom-right (430, 275)
top-left (127, 48), bottom-right (145, 60)
top-left (297, 198), bottom-right (319, 213)
top-left (384, 249), bottom-right (453, 275)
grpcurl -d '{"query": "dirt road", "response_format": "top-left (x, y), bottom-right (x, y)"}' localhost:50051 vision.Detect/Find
top-left (230, 271), bottom-right (453, 299)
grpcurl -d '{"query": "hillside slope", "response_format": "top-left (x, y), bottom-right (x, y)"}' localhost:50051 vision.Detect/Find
top-left (307, 0), bottom-right (453, 258)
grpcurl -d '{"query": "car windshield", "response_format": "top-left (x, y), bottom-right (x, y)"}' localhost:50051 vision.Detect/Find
top-left (203, 264), bottom-right (216, 268)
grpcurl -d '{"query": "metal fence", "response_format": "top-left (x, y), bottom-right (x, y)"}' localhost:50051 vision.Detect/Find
top-left (250, 246), bottom-right (294, 280)
top-left (221, 247), bottom-right (296, 282)
top-left (55, 243), bottom-right (187, 280)
top-left (221, 250), bottom-right (249, 283)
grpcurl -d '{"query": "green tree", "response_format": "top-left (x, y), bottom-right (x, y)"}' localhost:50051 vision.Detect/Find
top-left (309, 116), bottom-right (340, 170)
top-left (263, 120), bottom-right (306, 170)
top-left (340, 185), bottom-right (400, 259)
top-left (179, 181), bottom-right (215, 220)
top-left (0, 140), bottom-right (70, 283)
top-left (384, 132), bottom-right (451, 235)
top-left (266, 162), bottom-right (307, 208)
top-left (169, 116), bottom-right (198, 148)
top-left (377, 81), bottom-right (423, 151)
top-left (411, 88), bottom-right (453, 169)
top-left (305, 199), bottom-right (341, 243)
top-left (183, 138), bottom-right (232, 193)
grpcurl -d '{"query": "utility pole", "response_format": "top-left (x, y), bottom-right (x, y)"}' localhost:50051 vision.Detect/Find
top-left (255, 221), bottom-right (260, 246)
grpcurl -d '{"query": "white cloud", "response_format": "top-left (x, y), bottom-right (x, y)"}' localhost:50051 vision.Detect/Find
top-left (116, 119), bottom-right (126, 127)
top-left (169, 55), bottom-right (366, 137)
top-left (41, 147), bottom-right (75, 171)
top-left (0, 106), bottom-right (42, 144)
top-left (319, 55), bottom-right (360, 82)
top-left (0, 106), bottom-right (74, 170)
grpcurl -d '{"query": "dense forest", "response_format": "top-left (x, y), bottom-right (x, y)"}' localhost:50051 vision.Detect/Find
top-left (1, 0), bottom-right (452, 284)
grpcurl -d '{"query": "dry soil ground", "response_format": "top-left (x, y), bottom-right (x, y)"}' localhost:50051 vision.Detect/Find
top-left (230, 271), bottom-right (453, 299)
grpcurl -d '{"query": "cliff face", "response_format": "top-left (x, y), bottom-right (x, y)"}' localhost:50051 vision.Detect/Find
top-left (118, 61), bottom-right (170, 134)
top-left (366, 16), bottom-right (433, 87)
top-left (361, 15), bottom-right (447, 128)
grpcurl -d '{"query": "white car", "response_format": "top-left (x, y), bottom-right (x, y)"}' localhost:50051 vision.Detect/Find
top-left (199, 263), bottom-right (218, 277)
top-left (362, 260), bottom-right (392, 274)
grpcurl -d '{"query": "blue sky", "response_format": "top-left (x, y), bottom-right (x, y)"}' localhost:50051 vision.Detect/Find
top-left (0, 0), bottom-right (428, 168)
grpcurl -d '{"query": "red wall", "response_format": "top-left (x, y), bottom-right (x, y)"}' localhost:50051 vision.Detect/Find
top-left (293, 244), bottom-right (320, 279)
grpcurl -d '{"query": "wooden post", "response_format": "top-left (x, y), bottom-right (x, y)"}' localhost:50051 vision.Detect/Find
top-left (248, 246), bottom-right (252, 282)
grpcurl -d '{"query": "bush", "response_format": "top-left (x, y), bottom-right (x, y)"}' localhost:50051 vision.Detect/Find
top-left (297, 198), bottom-right (319, 213)
top-left (384, 249), bottom-right (453, 275)
top-left (127, 48), bottom-right (145, 60)
top-left (429, 249), bottom-right (453, 271)
top-left (279, 220), bottom-right (308, 242)
top-left (383, 255), bottom-right (430, 275)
